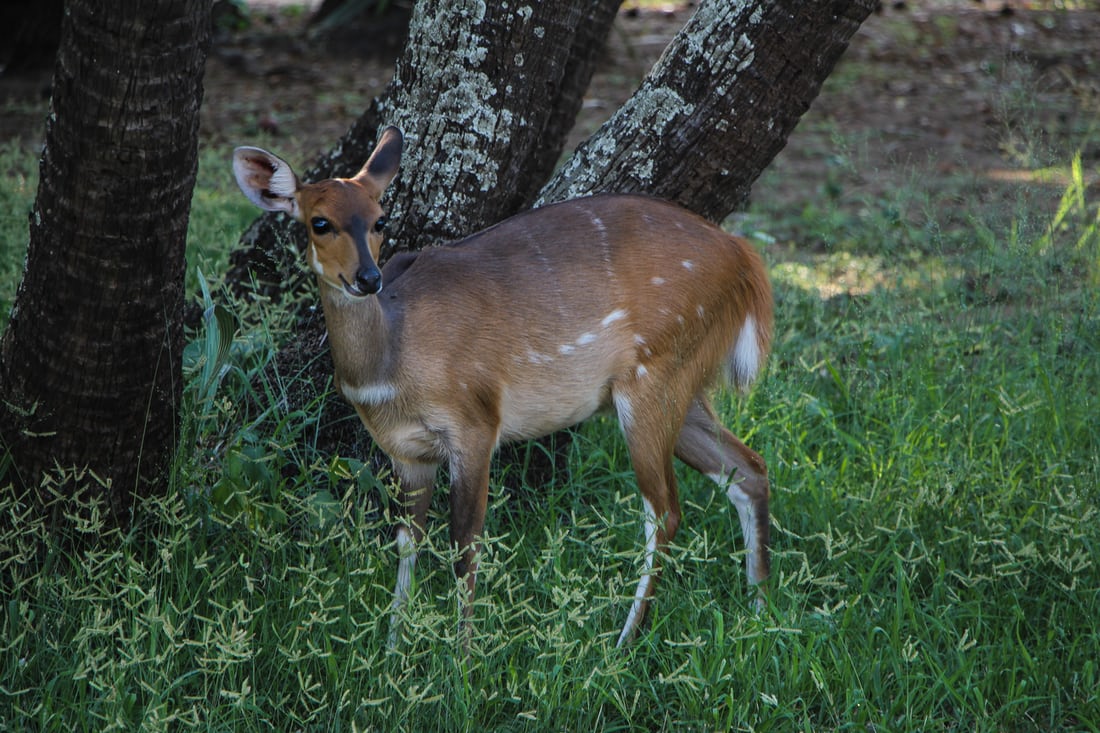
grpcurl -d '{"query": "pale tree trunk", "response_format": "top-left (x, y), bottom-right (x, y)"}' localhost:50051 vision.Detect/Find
top-left (0, 0), bottom-right (213, 535)
top-left (230, 0), bottom-right (876, 464)
top-left (379, 0), bottom-right (625, 250)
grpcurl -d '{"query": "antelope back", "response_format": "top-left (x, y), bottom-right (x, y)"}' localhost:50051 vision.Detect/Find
top-left (360, 194), bottom-right (772, 445)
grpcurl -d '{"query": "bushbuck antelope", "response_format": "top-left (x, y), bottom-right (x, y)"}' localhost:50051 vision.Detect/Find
top-left (233, 127), bottom-right (773, 647)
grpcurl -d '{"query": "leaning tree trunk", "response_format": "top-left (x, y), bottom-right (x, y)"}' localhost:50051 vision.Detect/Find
top-left (536, 0), bottom-right (873, 215)
top-left (227, 0), bottom-right (876, 465)
top-left (0, 0), bottom-right (213, 535)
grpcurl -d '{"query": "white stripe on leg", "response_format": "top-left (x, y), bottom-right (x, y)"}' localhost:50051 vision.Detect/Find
top-left (388, 526), bottom-right (417, 647)
top-left (617, 497), bottom-right (658, 647)
top-left (710, 471), bottom-right (765, 590)
top-left (393, 526), bottom-right (417, 604)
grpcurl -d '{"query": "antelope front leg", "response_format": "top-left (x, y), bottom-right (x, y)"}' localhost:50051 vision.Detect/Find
top-left (614, 389), bottom-right (683, 648)
top-left (388, 460), bottom-right (438, 648)
top-left (446, 438), bottom-right (494, 640)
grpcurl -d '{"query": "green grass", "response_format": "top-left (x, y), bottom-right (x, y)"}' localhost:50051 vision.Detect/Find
top-left (0, 142), bottom-right (39, 329)
top-left (4, 93), bottom-right (1100, 733)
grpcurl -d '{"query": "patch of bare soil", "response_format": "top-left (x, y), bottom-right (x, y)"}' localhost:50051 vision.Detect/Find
top-left (754, 2), bottom-right (1100, 231)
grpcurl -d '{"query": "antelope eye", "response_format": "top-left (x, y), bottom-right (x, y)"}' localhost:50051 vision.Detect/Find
top-left (374, 216), bottom-right (387, 233)
top-left (310, 217), bottom-right (332, 235)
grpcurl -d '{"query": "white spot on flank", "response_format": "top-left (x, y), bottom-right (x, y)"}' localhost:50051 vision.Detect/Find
top-left (696, 304), bottom-right (705, 318)
top-left (681, 260), bottom-right (695, 270)
top-left (576, 332), bottom-right (597, 346)
top-left (601, 309), bottom-right (627, 327)
top-left (527, 349), bottom-right (552, 365)
top-left (342, 381), bottom-right (398, 406)
top-left (617, 497), bottom-right (658, 647)
top-left (559, 344), bottom-right (576, 355)
top-left (731, 314), bottom-right (762, 387)
top-left (635, 364), bottom-right (649, 379)
top-left (651, 276), bottom-right (666, 286)
top-left (633, 334), bottom-right (646, 346)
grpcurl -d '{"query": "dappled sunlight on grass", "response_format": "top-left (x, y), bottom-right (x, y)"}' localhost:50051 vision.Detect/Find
top-left (768, 249), bottom-right (960, 299)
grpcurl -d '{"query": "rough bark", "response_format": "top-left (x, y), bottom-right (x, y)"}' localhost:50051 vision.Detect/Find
top-left (378, 0), bottom-right (625, 251)
top-left (537, 0), bottom-right (877, 216)
top-left (0, 0), bottom-right (213, 533)
top-left (226, 0), bottom-right (623, 298)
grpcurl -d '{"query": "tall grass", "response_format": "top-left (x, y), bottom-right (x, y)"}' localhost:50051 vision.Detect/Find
top-left (3, 91), bottom-right (1100, 733)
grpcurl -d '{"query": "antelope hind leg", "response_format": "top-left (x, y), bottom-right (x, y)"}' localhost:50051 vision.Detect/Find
top-left (675, 395), bottom-right (770, 601)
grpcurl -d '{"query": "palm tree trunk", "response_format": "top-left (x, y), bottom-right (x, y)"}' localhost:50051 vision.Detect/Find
top-left (0, 0), bottom-right (213, 533)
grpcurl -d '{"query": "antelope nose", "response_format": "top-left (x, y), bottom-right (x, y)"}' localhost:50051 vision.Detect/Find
top-left (355, 267), bottom-right (382, 295)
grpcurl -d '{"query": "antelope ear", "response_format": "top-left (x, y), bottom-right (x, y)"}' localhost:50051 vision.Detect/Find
top-left (355, 126), bottom-right (403, 194)
top-left (232, 146), bottom-right (301, 219)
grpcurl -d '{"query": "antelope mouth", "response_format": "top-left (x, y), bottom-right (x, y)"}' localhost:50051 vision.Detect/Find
top-left (338, 273), bottom-right (381, 298)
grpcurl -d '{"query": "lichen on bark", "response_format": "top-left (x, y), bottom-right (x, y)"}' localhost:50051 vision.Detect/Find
top-left (538, 0), bottom-right (875, 222)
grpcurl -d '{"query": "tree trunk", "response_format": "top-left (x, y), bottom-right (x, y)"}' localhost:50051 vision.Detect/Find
top-left (536, 0), bottom-right (875, 216)
top-left (379, 0), bottom-right (626, 251)
top-left (0, 0), bottom-right (213, 534)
